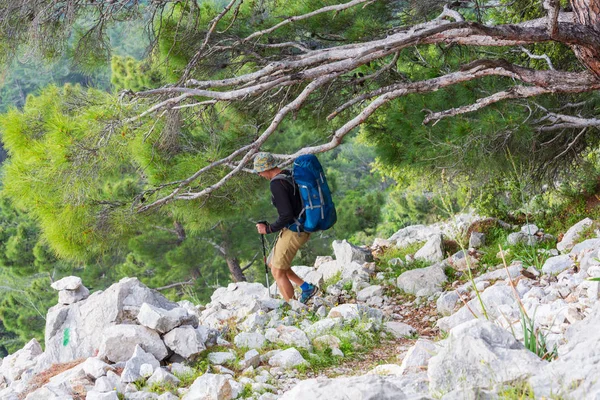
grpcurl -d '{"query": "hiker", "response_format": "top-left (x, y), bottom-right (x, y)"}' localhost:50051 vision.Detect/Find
top-left (254, 152), bottom-right (318, 304)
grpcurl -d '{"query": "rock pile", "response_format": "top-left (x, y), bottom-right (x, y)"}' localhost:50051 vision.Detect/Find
top-left (2, 216), bottom-right (600, 399)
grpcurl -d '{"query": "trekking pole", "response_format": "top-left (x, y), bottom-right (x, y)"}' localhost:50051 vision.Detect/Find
top-left (258, 221), bottom-right (271, 298)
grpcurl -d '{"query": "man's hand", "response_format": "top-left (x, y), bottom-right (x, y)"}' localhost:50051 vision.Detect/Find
top-left (256, 223), bottom-right (268, 235)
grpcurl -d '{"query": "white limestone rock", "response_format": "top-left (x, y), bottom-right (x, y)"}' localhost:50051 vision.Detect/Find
top-left (428, 319), bottom-right (546, 393)
top-left (45, 277), bottom-right (178, 365)
top-left (163, 325), bottom-right (207, 360)
top-left (181, 373), bottom-right (234, 400)
top-left (234, 332), bottom-right (266, 350)
top-left (469, 232), bottom-right (485, 249)
top-left (51, 276), bottom-right (83, 291)
top-left (265, 326), bottom-right (311, 350)
top-left (121, 345), bottom-right (160, 383)
top-left (279, 374), bottom-right (430, 400)
top-left (57, 285), bottom-right (90, 305)
top-left (137, 303), bottom-right (195, 334)
top-left (268, 348), bottom-right (308, 369)
top-left (557, 218), bottom-right (593, 252)
top-left (541, 255), bottom-right (573, 275)
top-left (0, 339), bottom-right (43, 383)
top-left (207, 352), bottom-right (236, 365)
top-left (317, 260), bottom-right (343, 281)
top-left (356, 285), bottom-right (383, 302)
top-left (384, 321), bottom-right (417, 339)
top-left (99, 324), bottom-right (168, 363)
top-left (396, 263), bottom-right (447, 297)
top-left (86, 391), bottom-right (119, 400)
top-left (333, 240), bottom-right (373, 267)
top-left (528, 302), bottom-right (600, 398)
top-left (414, 234), bottom-right (444, 263)
top-left (399, 339), bottom-right (438, 375)
top-left (304, 318), bottom-right (343, 339)
top-left (147, 368), bottom-right (181, 386)
top-left (436, 291), bottom-right (459, 316)
top-left (437, 284), bottom-right (519, 332)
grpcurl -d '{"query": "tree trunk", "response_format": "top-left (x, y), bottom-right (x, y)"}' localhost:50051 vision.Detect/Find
top-left (226, 257), bottom-right (247, 282)
top-left (219, 223), bottom-right (247, 282)
top-left (570, 0), bottom-right (600, 76)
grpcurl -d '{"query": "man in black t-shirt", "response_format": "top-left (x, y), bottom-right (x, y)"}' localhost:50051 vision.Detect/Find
top-left (254, 152), bottom-right (318, 304)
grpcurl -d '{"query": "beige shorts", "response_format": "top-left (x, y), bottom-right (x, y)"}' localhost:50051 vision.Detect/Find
top-left (268, 228), bottom-right (310, 270)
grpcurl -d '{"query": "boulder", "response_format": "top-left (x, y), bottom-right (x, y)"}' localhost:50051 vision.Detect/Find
top-left (121, 345), bottom-right (160, 383)
top-left (428, 319), bottom-right (545, 393)
top-left (569, 238), bottom-right (600, 257)
top-left (44, 277), bottom-right (178, 365)
top-left (317, 260), bottom-right (343, 281)
top-left (396, 263), bottom-right (447, 297)
top-left (414, 234), bottom-right (444, 263)
top-left (0, 339), bottom-right (43, 383)
top-left (50, 276), bottom-right (82, 291)
top-left (528, 302), bottom-right (600, 398)
top-left (57, 285), bottom-right (90, 305)
top-left (209, 282), bottom-right (269, 309)
top-left (182, 374), bottom-right (234, 400)
top-left (333, 240), bottom-right (373, 267)
top-left (541, 255), bottom-right (573, 275)
top-left (268, 348), bottom-right (308, 369)
top-left (163, 325), bottom-right (207, 359)
top-left (557, 218), bottom-right (593, 252)
top-left (398, 339), bottom-right (438, 375)
top-left (437, 284), bottom-right (519, 332)
top-left (137, 303), bottom-right (194, 334)
top-left (279, 374), bottom-right (430, 400)
top-left (98, 324), bottom-right (168, 363)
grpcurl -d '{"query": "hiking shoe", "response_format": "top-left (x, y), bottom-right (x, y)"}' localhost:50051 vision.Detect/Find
top-left (299, 283), bottom-right (318, 304)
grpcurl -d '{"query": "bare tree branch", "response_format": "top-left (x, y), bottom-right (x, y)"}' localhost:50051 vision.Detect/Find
top-left (156, 279), bottom-right (195, 291)
top-left (537, 112), bottom-right (600, 131)
top-left (518, 46), bottom-right (555, 70)
top-left (423, 86), bottom-right (552, 125)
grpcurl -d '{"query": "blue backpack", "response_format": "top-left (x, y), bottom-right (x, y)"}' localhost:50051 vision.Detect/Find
top-left (273, 154), bottom-right (337, 233)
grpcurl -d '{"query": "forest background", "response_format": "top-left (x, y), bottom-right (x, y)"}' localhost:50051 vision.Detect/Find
top-left (0, 0), bottom-right (599, 356)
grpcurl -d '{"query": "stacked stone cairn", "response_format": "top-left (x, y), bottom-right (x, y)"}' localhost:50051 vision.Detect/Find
top-left (2, 215), bottom-right (600, 399)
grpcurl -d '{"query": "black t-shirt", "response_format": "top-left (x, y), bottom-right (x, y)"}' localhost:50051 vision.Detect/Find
top-left (268, 170), bottom-right (303, 233)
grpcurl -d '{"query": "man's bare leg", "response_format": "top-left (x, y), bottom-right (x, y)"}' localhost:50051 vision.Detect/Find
top-left (271, 267), bottom-right (295, 301)
top-left (286, 268), bottom-right (304, 286)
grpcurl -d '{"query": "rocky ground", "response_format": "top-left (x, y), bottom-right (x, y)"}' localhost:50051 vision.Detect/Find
top-left (1, 214), bottom-right (600, 399)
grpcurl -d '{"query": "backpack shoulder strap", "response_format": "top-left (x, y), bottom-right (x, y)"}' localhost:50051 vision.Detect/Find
top-left (271, 173), bottom-right (296, 192)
